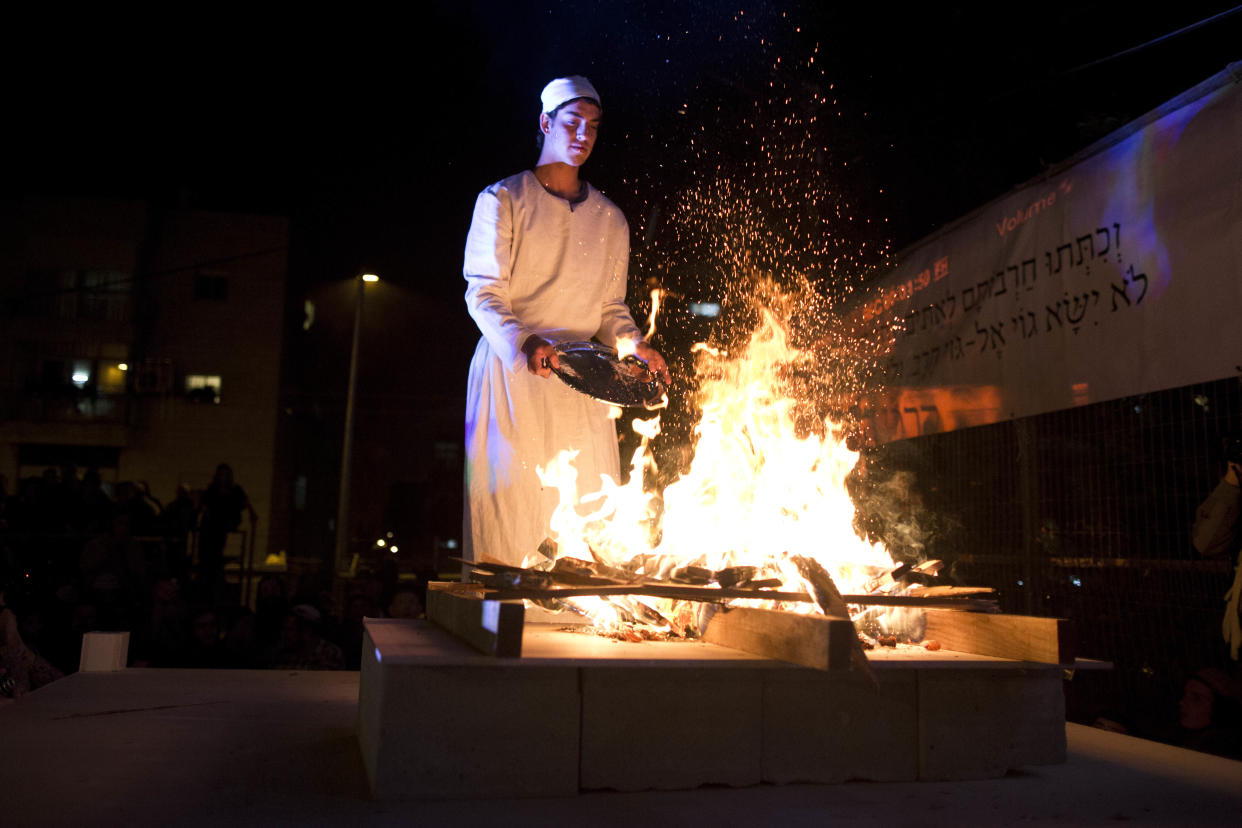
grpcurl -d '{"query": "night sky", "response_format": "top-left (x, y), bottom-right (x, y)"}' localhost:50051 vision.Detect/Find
top-left (11, 2), bottom-right (1241, 295)
top-left (7, 2), bottom-right (1240, 546)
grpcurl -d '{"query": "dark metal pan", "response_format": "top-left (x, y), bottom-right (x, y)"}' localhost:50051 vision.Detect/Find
top-left (548, 341), bottom-right (667, 409)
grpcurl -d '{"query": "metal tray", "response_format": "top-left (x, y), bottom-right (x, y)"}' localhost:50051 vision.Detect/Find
top-left (550, 341), bottom-right (666, 408)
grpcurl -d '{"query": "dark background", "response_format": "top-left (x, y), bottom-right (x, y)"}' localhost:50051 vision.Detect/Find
top-left (5, 1), bottom-right (1240, 565)
top-left (9, 2), bottom-right (1240, 288)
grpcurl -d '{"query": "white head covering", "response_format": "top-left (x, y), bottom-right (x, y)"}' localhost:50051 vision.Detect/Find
top-left (540, 75), bottom-right (600, 114)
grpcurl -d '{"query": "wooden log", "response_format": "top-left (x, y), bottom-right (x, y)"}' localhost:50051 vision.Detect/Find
top-left (791, 556), bottom-right (878, 686)
top-left (458, 557), bottom-right (997, 609)
top-left (425, 582), bottom-right (524, 657)
top-left (922, 608), bottom-right (1075, 664)
top-left (481, 582), bottom-right (998, 610)
top-left (701, 606), bottom-right (854, 671)
top-left (483, 584), bottom-right (812, 603)
top-left (908, 586), bottom-right (997, 598)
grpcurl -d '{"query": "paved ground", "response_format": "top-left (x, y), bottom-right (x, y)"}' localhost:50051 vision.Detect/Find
top-left (3, 669), bottom-right (1240, 827)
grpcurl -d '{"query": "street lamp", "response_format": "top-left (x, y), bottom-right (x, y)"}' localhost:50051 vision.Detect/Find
top-left (335, 273), bottom-right (379, 575)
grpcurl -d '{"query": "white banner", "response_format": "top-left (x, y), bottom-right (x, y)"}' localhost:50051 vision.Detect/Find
top-left (852, 65), bottom-right (1242, 443)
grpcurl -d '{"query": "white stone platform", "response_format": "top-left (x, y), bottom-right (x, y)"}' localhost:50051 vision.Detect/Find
top-left (3, 667), bottom-right (1240, 826)
top-left (358, 618), bottom-right (1067, 799)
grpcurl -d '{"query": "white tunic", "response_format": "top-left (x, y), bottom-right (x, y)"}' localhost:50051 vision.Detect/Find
top-left (463, 170), bottom-right (642, 566)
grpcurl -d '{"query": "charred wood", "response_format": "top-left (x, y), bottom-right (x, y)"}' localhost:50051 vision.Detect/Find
top-left (713, 566), bottom-right (758, 588)
top-left (791, 555), bottom-right (879, 687)
top-left (671, 565), bottom-right (714, 584)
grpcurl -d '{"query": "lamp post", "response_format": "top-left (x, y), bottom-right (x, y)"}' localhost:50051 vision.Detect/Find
top-left (335, 273), bottom-right (379, 575)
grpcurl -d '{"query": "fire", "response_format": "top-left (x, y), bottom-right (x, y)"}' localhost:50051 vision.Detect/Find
top-left (534, 281), bottom-right (895, 626)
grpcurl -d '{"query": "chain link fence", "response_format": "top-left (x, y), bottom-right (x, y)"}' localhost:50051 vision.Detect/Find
top-left (860, 374), bottom-right (1241, 729)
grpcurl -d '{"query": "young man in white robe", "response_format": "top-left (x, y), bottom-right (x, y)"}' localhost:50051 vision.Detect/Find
top-left (462, 75), bottom-right (669, 567)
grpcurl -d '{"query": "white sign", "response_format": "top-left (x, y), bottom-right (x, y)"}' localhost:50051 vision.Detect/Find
top-left (851, 65), bottom-right (1242, 443)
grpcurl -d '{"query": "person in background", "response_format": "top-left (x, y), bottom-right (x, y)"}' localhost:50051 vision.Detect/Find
top-left (129, 575), bottom-right (189, 667)
top-left (77, 468), bottom-right (113, 536)
top-left (160, 485), bottom-right (198, 583)
top-left (1192, 436), bottom-right (1242, 660)
top-left (1175, 667), bottom-right (1242, 760)
top-left (197, 464), bottom-right (257, 602)
top-left (387, 585), bottom-right (424, 619)
top-left (268, 605), bottom-right (344, 670)
top-left (0, 581), bottom-right (62, 703)
top-left (178, 606), bottom-right (236, 668)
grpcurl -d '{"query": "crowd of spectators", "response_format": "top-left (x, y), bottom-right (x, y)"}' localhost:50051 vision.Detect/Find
top-left (1, 464), bottom-right (431, 702)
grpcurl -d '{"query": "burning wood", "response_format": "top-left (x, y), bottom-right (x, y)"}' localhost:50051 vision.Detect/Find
top-left (459, 557), bottom-right (998, 612)
top-left (425, 577), bottom-right (1072, 669)
top-left (790, 555), bottom-right (878, 684)
top-left (453, 555), bottom-right (1008, 678)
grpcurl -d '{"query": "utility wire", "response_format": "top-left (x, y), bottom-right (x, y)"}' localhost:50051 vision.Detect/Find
top-left (970, 7), bottom-right (1242, 109)
top-left (1058, 5), bottom-right (1242, 78)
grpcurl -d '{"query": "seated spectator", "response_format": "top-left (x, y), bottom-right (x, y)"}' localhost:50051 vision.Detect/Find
top-left (267, 605), bottom-right (344, 671)
top-left (80, 513), bottom-right (146, 593)
top-left (222, 606), bottom-right (261, 668)
top-left (159, 485), bottom-right (198, 582)
top-left (40, 580), bottom-right (87, 674)
top-left (77, 467), bottom-right (114, 536)
top-left (129, 575), bottom-right (189, 668)
top-left (0, 583), bottom-right (63, 703)
top-left (1176, 667), bottom-right (1242, 760)
top-left (387, 586), bottom-right (424, 619)
top-left (1192, 445), bottom-right (1241, 658)
top-left (113, 481), bottom-right (159, 539)
top-left (80, 513), bottom-right (144, 632)
top-left (254, 574), bottom-right (290, 643)
top-left (179, 606), bottom-right (233, 668)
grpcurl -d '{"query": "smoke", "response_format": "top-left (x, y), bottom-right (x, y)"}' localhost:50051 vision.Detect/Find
top-left (848, 463), bottom-right (964, 570)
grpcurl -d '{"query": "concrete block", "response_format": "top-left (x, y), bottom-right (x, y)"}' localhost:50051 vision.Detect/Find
top-left (762, 665), bottom-right (919, 784)
top-left (359, 620), bottom-right (580, 799)
top-left (918, 667), bottom-right (1066, 780)
top-left (579, 666), bottom-right (764, 791)
top-left (358, 620), bottom-right (1069, 798)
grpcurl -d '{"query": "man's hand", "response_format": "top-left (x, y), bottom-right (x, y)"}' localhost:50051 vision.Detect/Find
top-left (522, 336), bottom-right (559, 378)
top-left (1226, 462), bottom-right (1241, 487)
top-left (633, 341), bottom-right (671, 386)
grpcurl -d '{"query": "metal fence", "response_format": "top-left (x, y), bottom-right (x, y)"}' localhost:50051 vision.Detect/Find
top-left (863, 374), bottom-right (1241, 729)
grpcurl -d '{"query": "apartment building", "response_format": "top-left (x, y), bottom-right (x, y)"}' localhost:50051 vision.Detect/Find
top-left (0, 197), bottom-right (287, 562)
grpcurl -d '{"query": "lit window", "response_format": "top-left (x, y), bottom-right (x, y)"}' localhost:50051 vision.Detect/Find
top-left (185, 374), bottom-right (222, 404)
top-left (71, 360), bottom-right (92, 387)
top-left (98, 362), bottom-right (129, 393)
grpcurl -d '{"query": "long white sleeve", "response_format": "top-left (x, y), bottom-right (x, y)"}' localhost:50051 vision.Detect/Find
top-left (463, 185), bottom-right (532, 372)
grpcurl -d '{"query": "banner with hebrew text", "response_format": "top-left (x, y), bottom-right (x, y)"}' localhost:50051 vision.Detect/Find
top-left (853, 66), bottom-right (1242, 443)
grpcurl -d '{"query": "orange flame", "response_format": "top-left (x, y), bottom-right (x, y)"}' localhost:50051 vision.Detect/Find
top-left (534, 283), bottom-right (895, 618)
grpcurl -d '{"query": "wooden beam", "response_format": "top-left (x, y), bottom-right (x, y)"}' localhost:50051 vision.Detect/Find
top-left (701, 605), bottom-right (855, 671)
top-left (481, 583), bottom-right (812, 603)
top-left (426, 582), bottom-right (524, 657)
top-left (923, 609), bottom-right (1075, 664)
top-left (478, 582), bottom-right (997, 610)
top-left (791, 556), bottom-right (879, 685)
